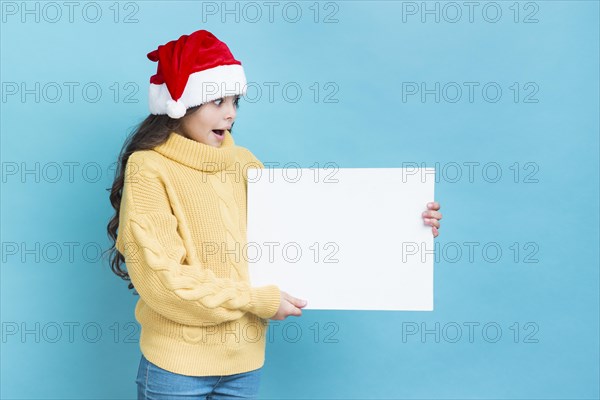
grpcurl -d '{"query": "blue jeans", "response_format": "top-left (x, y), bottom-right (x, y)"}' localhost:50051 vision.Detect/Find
top-left (136, 354), bottom-right (262, 399)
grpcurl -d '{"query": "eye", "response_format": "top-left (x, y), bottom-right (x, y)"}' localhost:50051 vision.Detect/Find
top-left (234, 96), bottom-right (241, 108)
top-left (213, 98), bottom-right (224, 106)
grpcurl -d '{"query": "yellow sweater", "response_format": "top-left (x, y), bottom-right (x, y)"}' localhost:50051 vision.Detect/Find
top-left (115, 130), bottom-right (281, 376)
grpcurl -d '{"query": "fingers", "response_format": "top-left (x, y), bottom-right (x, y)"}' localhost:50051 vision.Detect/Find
top-left (277, 291), bottom-right (307, 319)
top-left (280, 298), bottom-right (302, 317)
top-left (283, 292), bottom-right (308, 308)
top-left (422, 210), bottom-right (442, 220)
top-left (290, 305), bottom-right (303, 316)
top-left (427, 201), bottom-right (440, 211)
top-left (423, 202), bottom-right (442, 234)
top-left (423, 218), bottom-right (440, 229)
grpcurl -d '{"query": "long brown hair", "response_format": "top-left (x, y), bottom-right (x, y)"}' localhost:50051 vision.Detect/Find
top-left (104, 105), bottom-right (204, 292)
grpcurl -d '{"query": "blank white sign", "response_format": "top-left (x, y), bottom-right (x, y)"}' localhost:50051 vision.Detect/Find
top-left (246, 167), bottom-right (435, 311)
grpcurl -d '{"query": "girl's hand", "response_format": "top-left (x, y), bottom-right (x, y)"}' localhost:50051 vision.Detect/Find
top-left (422, 201), bottom-right (442, 238)
top-left (270, 291), bottom-right (307, 321)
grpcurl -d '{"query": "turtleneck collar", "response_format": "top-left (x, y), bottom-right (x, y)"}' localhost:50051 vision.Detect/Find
top-left (153, 130), bottom-right (238, 172)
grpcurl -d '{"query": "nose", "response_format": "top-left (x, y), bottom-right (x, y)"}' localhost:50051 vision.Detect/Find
top-left (223, 99), bottom-right (236, 121)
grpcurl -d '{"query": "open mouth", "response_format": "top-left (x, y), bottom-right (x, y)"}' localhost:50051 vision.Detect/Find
top-left (212, 129), bottom-right (225, 137)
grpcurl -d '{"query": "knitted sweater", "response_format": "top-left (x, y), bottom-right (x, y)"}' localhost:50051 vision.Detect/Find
top-left (115, 130), bottom-right (281, 376)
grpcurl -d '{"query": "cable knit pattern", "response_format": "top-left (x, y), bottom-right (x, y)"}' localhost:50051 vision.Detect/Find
top-left (115, 130), bottom-right (281, 376)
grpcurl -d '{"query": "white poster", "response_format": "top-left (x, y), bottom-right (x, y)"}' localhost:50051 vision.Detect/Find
top-left (246, 167), bottom-right (436, 311)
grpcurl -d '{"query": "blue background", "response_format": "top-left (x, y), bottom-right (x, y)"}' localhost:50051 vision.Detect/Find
top-left (1, 1), bottom-right (598, 399)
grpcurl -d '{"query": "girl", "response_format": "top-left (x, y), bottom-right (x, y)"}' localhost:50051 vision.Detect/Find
top-left (106, 29), bottom-right (442, 400)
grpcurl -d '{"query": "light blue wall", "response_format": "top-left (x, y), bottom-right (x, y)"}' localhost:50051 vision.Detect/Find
top-left (1, 1), bottom-right (598, 399)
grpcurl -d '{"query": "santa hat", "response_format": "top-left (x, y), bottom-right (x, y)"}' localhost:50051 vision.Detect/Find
top-left (147, 29), bottom-right (247, 119)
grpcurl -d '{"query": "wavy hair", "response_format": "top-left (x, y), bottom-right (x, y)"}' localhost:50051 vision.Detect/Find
top-left (103, 105), bottom-right (212, 292)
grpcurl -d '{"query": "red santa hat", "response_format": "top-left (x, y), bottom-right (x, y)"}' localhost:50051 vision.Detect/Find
top-left (147, 29), bottom-right (247, 119)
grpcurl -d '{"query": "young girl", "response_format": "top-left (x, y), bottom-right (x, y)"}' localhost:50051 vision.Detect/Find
top-left (106, 29), bottom-right (442, 400)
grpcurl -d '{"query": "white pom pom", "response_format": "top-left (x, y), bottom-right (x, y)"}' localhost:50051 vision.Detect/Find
top-left (166, 99), bottom-right (186, 119)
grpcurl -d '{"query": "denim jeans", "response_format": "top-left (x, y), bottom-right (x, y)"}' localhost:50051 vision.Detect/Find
top-left (136, 354), bottom-right (262, 399)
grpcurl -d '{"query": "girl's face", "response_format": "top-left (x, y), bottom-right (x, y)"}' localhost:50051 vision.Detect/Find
top-left (179, 95), bottom-right (240, 147)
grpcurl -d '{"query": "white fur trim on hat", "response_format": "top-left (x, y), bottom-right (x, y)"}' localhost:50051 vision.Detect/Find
top-left (149, 64), bottom-right (247, 118)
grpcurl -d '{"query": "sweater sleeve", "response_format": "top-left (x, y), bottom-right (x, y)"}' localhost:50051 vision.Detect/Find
top-left (115, 152), bottom-right (281, 327)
